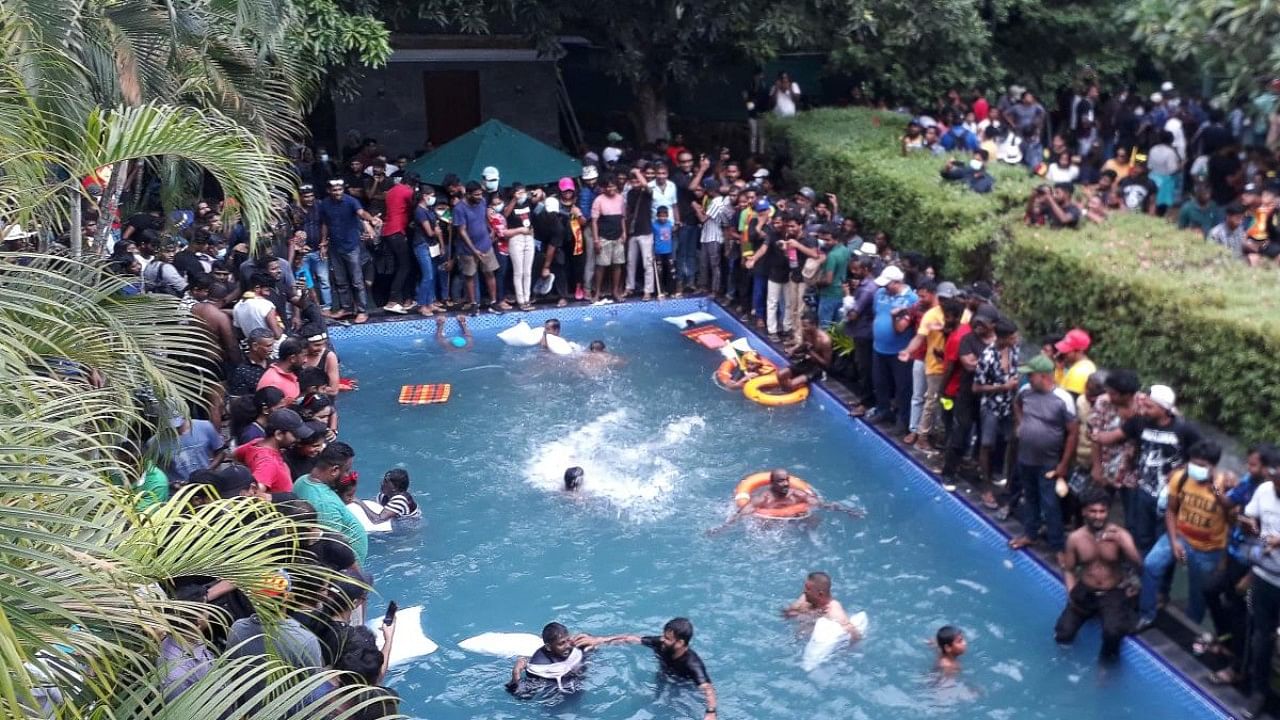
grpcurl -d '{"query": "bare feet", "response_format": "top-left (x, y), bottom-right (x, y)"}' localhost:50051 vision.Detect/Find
top-left (1008, 536), bottom-right (1034, 550)
top-left (353, 313), bottom-right (368, 324)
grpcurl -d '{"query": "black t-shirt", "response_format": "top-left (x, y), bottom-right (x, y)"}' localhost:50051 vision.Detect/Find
top-left (956, 331), bottom-right (991, 400)
top-left (641, 637), bottom-right (711, 685)
top-left (1118, 176), bottom-right (1157, 212)
top-left (125, 212), bottom-right (162, 238)
top-left (1122, 416), bottom-right (1202, 497)
top-left (172, 249), bottom-right (210, 282)
top-left (626, 187), bottom-right (653, 234)
top-left (761, 233), bottom-right (791, 284)
top-left (284, 446), bottom-right (318, 480)
top-left (1048, 204), bottom-right (1082, 229)
top-left (1207, 153), bottom-right (1242, 206)
top-left (227, 362), bottom-right (267, 397)
top-left (291, 610), bottom-right (350, 667)
top-left (670, 170), bottom-right (698, 225)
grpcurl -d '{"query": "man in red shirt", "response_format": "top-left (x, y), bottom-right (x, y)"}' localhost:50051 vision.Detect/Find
top-left (233, 408), bottom-right (314, 493)
top-left (380, 175), bottom-right (417, 314)
top-left (257, 337), bottom-right (305, 405)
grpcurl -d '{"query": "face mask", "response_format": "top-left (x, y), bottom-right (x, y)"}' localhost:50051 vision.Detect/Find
top-left (1187, 464), bottom-right (1210, 482)
top-left (493, 202), bottom-right (505, 212)
top-left (484, 180), bottom-right (499, 192)
top-left (515, 192), bottom-right (528, 204)
top-left (424, 195), bottom-right (436, 206)
top-left (319, 154), bottom-right (329, 162)
top-left (969, 159), bottom-right (984, 171)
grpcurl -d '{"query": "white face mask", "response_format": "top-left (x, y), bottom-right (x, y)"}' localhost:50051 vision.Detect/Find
top-left (1187, 463), bottom-right (1211, 482)
top-left (319, 153), bottom-right (329, 162)
top-left (424, 195), bottom-right (436, 206)
top-left (484, 179), bottom-right (499, 192)
top-left (515, 192), bottom-right (528, 204)
top-left (969, 159), bottom-right (984, 171)
top-left (493, 202), bottom-right (504, 212)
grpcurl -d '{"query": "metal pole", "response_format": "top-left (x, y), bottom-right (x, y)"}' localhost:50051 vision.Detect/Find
top-left (70, 187), bottom-right (83, 256)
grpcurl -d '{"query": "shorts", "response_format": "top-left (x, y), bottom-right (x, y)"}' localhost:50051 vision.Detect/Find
top-left (458, 248), bottom-right (500, 276)
top-left (791, 358), bottom-right (826, 383)
top-left (1260, 241), bottom-right (1280, 259)
top-left (979, 409), bottom-right (1013, 447)
top-left (596, 238), bottom-right (625, 266)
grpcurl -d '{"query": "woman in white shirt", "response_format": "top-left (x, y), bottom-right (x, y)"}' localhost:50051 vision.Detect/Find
top-left (1044, 151), bottom-right (1080, 185)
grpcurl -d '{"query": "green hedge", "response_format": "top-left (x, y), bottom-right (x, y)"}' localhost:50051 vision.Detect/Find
top-left (776, 108), bottom-right (1280, 441)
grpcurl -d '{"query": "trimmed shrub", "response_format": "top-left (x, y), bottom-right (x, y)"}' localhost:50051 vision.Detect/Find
top-left (777, 108), bottom-right (1280, 441)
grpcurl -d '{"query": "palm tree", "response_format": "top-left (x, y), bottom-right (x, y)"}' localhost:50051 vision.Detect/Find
top-left (0, 254), bottom-right (386, 719)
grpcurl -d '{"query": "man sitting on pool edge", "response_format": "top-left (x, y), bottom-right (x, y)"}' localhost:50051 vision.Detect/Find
top-left (708, 468), bottom-right (864, 535)
top-left (576, 618), bottom-right (718, 720)
top-left (775, 312), bottom-right (832, 392)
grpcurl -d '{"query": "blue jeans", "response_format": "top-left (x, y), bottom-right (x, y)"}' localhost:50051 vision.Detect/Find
top-left (412, 242), bottom-right (437, 307)
top-left (1121, 487), bottom-right (1161, 557)
top-left (1017, 462), bottom-right (1065, 551)
top-left (752, 274), bottom-right (768, 318)
top-left (1138, 534), bottom-right (1223, 624)
top-left (816, 295), bottom-right (843, 326)
top-left (1024, 140), bottom-right (1043, 169)
top-left (676, 225), bottom-right (699, 285)
top-left (872, 351), bottom-right (912, 429)
top-left (303, 250), bottom-right (331, 306)
top-left (330, 246), bottom-right (367, 313)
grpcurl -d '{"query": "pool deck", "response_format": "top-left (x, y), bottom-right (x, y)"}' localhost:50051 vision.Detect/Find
top-left (331, 297), bottom-right (1252, 719)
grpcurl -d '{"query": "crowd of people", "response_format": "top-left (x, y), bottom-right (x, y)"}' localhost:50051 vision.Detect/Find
top-left (19, 71), bottom-right (1280, 718)
top-left (910, 80), bottom-right (1280, 264)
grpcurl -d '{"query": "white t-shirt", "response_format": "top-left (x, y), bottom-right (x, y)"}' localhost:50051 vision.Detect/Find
top-left (602, 146), bottom-right (622, 163)
top-left (773, 83), bottom-right (801, 117)
top-left (1246, 481), bottom-right (1280, 585)
top-left (1045, 164), bottom-right (1079, 184)
top-left (648, 180), bottom-right (678, 221)
top-left (233, 296), bottom-right (276, 336)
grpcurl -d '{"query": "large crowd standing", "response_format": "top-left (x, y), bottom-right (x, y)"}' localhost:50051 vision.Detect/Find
top-left (18, 71), bottom-right (1280, 719)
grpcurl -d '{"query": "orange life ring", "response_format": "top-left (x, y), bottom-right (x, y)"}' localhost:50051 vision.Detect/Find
top-left (714, 353), bottom-right (776, 387)
top-left (743, 374), bottom-right (809, 406)
top-left (733, 471), bottom-right (816, 519)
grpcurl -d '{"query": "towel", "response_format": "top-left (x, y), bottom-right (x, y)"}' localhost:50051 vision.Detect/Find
top-left (399, 384), bottom-right (451, 404)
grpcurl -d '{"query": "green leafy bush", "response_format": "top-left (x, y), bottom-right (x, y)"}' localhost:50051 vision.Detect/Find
top-left (777, 108), bottom-right (1280, 440)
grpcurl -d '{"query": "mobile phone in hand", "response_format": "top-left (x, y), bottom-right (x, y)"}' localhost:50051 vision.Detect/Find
top-left (383, 601), bottom-right (398, 626)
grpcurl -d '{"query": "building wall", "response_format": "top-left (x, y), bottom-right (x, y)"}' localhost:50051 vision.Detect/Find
top-left (332, 61), bottom-right (561, 156)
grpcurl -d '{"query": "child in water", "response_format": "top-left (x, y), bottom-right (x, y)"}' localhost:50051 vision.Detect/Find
top-left (935, 625), bottom-right (966, 674)
top-left (358, 469), bottom-right (422, 523)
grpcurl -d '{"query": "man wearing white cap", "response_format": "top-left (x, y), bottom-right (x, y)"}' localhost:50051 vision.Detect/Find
top-left (1117, 383), bottom-right (1202, 555)
top-left (867, 265), bottom-right (917, 431)
top-left (482, 166), bottom-right (501, 194)
top-left (578, 165), bottom-right (600, 293)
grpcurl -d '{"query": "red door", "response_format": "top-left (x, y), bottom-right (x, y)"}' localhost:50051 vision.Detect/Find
top-left (423, 71), bottom-right (481, 144)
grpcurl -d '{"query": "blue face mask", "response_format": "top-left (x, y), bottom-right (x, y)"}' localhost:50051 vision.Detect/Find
top-left (1187, 463), bottom-right (1210, 482)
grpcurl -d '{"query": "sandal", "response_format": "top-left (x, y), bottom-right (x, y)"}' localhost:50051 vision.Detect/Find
top-left (1008, 536), bottom-right (1034, 550)
top-left (353, 313), bottom-right (369, 324)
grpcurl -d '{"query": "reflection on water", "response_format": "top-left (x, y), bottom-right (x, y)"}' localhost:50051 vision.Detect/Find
top-left (334, 313), bottom-right (1225, 720)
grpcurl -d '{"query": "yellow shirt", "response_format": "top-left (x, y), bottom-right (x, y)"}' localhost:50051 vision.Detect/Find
top-left (1168, 468), bottom-right (1229, 551)
top-left (919, 305), bottom-right (947, 375)
top-left (1055, 356), bottom-right (1096, 396)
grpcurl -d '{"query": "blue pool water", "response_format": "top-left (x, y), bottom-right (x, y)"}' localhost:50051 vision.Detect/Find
top-left (331, 301), bottom-right (1226, 720)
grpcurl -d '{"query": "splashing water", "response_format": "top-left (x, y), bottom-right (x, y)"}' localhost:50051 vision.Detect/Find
top-left (523, 409), bottom-right (705, 519)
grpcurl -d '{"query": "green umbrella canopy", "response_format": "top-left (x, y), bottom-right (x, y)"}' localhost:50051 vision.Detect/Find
top-left (404, 119), bottom-right (582, 188)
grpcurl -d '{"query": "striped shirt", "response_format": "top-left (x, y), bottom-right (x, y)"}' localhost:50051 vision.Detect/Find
top-left (378, 491), bottom-right (422, 519)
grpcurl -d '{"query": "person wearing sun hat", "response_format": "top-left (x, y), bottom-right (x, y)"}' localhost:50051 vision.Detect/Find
top-left (1007, 353), bottom-right (1079, 563)
top-left (1053, 328), bottom-right (1096, 397)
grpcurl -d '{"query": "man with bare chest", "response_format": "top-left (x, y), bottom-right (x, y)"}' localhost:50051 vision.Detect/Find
top-left (1054, 487), bottom-right (1142, 660)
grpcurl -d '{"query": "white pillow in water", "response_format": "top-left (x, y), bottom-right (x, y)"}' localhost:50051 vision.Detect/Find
top-left (662, 311), bottom-right (717, 328)
top-left (801, 613), bottom-right (869, 671)
top-left (458, 631), bottom-right (544, 658)
top-left (498, 321), bottom-right (544, 347)
top-left (369, 606), bottom-right (437, 665)
top-left (544, 333), bottom-right (578, 356)
top-left (347, 501), bottom-right (391, 533)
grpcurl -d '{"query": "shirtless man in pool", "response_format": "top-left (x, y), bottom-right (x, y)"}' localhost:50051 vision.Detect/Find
top-left (783, 571), bottom-right (863, 639)
top-left (707, 469), bottom-right (862, 535)
top-left (1054, 487), bottom-right (1142, 660)
top-left (776, 312), bottom-right (832, 392)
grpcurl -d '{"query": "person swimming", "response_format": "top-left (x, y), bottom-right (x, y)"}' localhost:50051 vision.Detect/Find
top-left (708, 468), bottom-right (864, 535)
top-left (588, 340), bottom-right (606, 352)
top-left (539, 318), bottom-right (561, 349)
top-left (564, 466), bottom-right (584, 491)
top-left (506, 622), bottom-right (589, 698)
top-left (435, 314), bottom-right (472, 349)
top-left (935, 625), bottom-right (966, 675)
top-left (576, 618), bottom-right (718, 720)
top-left (783, 571), bottom-right (863, 640)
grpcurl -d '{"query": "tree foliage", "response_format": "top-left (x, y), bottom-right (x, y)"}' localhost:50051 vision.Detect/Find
top-left (1128, 0), bottom-right (1280, 99)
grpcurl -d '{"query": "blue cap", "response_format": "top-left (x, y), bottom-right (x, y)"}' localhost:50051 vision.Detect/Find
top-left (754, 198), bottom-right (772, 212)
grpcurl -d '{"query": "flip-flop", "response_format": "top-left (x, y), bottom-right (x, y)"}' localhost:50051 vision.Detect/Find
top-left (353, 313), bottom-right (368, 324)
top-left (1008, 536), bottom-right (1034, 550)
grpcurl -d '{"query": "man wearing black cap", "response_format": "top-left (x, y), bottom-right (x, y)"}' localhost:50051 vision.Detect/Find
top-left (295, 183), bottom-right (331, 307)
top-left (233, 408), bottom-right (315, 494)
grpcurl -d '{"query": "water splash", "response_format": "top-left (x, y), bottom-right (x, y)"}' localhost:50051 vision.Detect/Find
top-left (522, 409), bottom-right (705, 519)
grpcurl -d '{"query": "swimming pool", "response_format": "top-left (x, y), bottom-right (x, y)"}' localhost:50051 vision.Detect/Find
top-left (331, 300), bottom-right (1228, 720)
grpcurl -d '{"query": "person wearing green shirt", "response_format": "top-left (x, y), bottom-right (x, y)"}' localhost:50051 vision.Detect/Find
top-left (292, 442), bottom-right (367, 564)
top-left (815, 231), bottom-right (851, 326)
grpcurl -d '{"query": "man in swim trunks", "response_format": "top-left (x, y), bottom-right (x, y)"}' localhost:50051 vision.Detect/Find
top-left (506, 622), bottom-right (590, 697)
top-left (723, 352), bottom-right (770, 390)
top-left (578, 618), bottom-right (718, 720)
top-left (708, 468), bottom-right (863, 534)
top-left (783, 571), bottom-right (863, 639)
top-left (1054, 487), bottom-right (1142, 660)
top-left (776, 312), bottom-right (832, 392)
